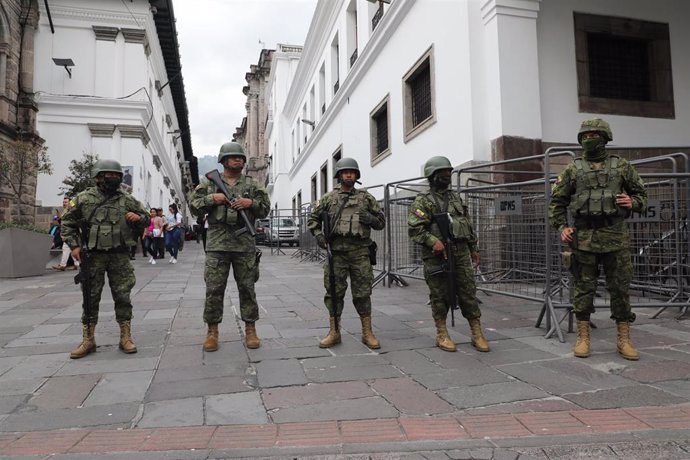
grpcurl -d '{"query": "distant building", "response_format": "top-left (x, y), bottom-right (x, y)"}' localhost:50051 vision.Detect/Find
top-left (33, 0), bottom-right (198, 221)
top-left (266, 0), bottom-right (690, 211)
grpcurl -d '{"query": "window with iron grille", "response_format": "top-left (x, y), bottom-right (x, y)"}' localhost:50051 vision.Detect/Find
top-left (370, 95), bottom-right (391, 164)
top-left (574, 13), bottom-right (674, 118)
top-left (332, 147), bottom-right (342, 183)
top-left (403, 46), bottom-right (436, 142)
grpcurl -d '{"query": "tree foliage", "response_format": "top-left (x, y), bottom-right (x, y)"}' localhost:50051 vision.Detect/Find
top-left (0, 138), bottom-right (53, 223)
top-left (60, 152), bottom-right (99, 198)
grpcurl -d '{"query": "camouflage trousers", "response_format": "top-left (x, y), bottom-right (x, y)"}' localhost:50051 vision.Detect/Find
top-left (203, 251), bottom-right (259, 324)
top-left (80, 252), bottom-right (136, 325)
top-left (324, 247), bottom-right (373, 317)
top-left (571, 249), bottom-right (636, 322)
top-left (423, 242), bottom-right (481, 322)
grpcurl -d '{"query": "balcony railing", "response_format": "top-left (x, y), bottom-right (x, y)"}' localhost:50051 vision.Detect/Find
top-left (350, 48), bottom-right (358, 67)
top-left (372, 4), bottom-right (383, 30)
top-left (333, 80), bottom-right (340, 94)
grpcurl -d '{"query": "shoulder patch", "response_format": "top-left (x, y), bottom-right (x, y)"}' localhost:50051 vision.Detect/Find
top-left (414, 209), bottom-right (428, 220)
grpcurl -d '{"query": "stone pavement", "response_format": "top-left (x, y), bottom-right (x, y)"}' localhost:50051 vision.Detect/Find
top-left (0, 243), bottom-right (688, 459)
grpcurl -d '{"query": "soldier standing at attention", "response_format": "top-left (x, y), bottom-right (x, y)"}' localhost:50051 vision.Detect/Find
top-left (189, 142), bottom-right (270, 351)
top-left (549, 118), bottom-right (647, 360)
top-left (308, 158), bottom-right (385, 349)
top-left (408, 156), bottom-right (490, 353)
top-left (61, 159), bottom-right (150, 359)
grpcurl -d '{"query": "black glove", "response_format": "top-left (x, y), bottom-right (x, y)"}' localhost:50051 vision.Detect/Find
top-left (359, 211), bottom-right (378, 227)
top-left (316, 234), bottom-right (328, 250)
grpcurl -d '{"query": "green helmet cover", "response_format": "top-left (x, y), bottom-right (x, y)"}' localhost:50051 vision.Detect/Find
top-left (91, 159), bottom-right (123, 178)
top-left (218, 142), bottom-right (246, 163)
top-left (333, 157), bottom-right (360, 179)
top-left (424, 156), bottom-right (453, 178)
top-left (578, 118), bottom-right (613, 143)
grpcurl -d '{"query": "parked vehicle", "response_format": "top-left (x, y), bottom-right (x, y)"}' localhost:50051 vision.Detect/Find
top-left (255, 218), bottom-right (270, 244)
top-left (257, 217), bottom-right (300, 247)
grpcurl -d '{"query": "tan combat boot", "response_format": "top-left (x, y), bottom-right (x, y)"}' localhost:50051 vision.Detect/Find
top-left (360, 316), bottom-right (380, 349)
top-left (573, 320), bottom-right (591, 358)
top-left (70, 323), bottom-right (96, 359)
top-left (434, 318), bottom-right (456, 352)
top-left (319, 317), bottom-right (341, 348)
top-left (468, 318), bottom-right (490, 352)
top-left (244, 321), bottom-right (261, 349)
top-left (118, 320), bottom-right (137, 354)
top-left (203, 323), bottom-right (219, 352)
top-left (616, 321), bottom-right (639, 361)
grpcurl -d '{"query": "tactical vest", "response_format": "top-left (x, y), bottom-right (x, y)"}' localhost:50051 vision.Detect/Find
top-left (426, 190), bottom-right (473, 241)
top-left (83, 192), bottom-right (133, 251)
top-left (331, 190), bottom-right (371, 238)
top-left (569, 155), bottom-right (624, 218)
top-left (206, 176), bottom-right (257, 226)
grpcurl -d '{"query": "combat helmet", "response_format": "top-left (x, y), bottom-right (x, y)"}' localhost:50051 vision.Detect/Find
top-left (217, 142), bottom-right (246, 163)
top-left (423, 156), bottom-right (453, 178)
top-left (91, 159), bottom-right (123, 178)
top-left (578, 118), bottom-right (613, 143)
top-left (333, 157), bottom-right (360, 179)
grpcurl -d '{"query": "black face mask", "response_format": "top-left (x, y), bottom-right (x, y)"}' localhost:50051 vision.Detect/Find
top-left (100, 176), bottom-right (122, 193)
top-left (432, 175), bottom-right (451, 189)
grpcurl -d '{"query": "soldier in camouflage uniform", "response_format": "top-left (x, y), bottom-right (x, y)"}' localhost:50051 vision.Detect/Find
top-left (61, 159), bottom-right (150, 359)
top-left (189, 142), bottom-right (270, 351)
top-left (308, 158), bottom-right (385, 349)
top-left (408, 156), bottom-right (490, 353)
top-left (549, 118), bottom-right (647, 360)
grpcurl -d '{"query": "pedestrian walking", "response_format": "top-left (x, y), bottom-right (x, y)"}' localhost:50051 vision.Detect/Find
top-left (154, 208), bottom-right (166, 259)
top-left (53, 196), bottom-right (79, 271)
top-left (61, 159), bottom-right (150, 359)
top-left (143, 209), bottom-right (158, 264)
top-left (407, 156), bottom-right (490, 353)
top-left (549, 118), bottom-right (647, 360)
top-left (189, 142), bottom-right (270, 351)
top-left (307, 157), bottom-right (385, 350)
top-left (165, 203), bottom-right (183, 264)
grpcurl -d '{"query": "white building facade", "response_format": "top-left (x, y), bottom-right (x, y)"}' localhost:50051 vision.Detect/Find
top-left (33, 0), bottom-right (197, 216)
top-left (268, 0), bottom-right (690, 210)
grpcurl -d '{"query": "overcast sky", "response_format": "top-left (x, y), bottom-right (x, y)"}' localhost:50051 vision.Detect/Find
top-left (174, 0), bottom-right (318, 160)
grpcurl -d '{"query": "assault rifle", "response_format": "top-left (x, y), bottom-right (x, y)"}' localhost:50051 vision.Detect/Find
top-left (321, 210), bottom-right (337, 324)
top-left (434, 212), bottom-right (458, 327)
top-left (73, 221), bottom-right (93, 319)
top-left (205, 169), bottom-right (256, 237)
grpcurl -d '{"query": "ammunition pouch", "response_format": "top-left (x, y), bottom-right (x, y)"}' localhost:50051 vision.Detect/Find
top-left (425, 263), bottom-right (446, 277)
top-left (368, 241), bottom-right (377, 265)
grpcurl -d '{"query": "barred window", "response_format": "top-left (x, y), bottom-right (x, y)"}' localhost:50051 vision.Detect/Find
top-left (403, 46), bottom-right (436, 142)
top-left (574, 13), bottom-right (674, 119)
top-left (370, 95), bottom-right (391, 164)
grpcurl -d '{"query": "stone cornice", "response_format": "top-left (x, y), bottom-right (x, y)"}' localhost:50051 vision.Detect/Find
top-left (88, 123), bottom-right (116, 138)
top-left (45, 5), bottom-right (143, 26)
top-left (118, 124), bottom-right (150, 146)
top-left (481, 0), bottom-right (541, 24)
top-left (121, 28), bottom-right (147, 44)
top-left (92, 26), bottom-right (119, 41)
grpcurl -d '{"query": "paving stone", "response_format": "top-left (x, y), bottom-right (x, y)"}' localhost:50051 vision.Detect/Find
top-left (247, 345), bottom-right (331, 362)
top-left (138, 397), bottom-right (203, 428)
top-left (412, 367), bottom-right (510, 391)
top-left (145, 376), bottom-right (254, 402)
top-left (205, 391), bottom-right (269, 425)
top-left (497, 363), bottom-right (596, 395)
top-left (609, 440), bottom-right (689, 459)
top-left (371, 377), bottom-right (454, 415)
top-left (0, 402), bottom-right (140, 431)
top-left (0, 395), bottom-right (26, 415)
top-left (385, 350), bottom-right (446, 375)
top-left (0, 354), bottom-right (66, 380)
top-left (82, 370), bottom-right (154, 406)
top-left (57, 357), bottom-right (158, 376)
top-left (301, 354), bottom-right (390, 369)
top-left (270, 395), bottom-right (398, 423)
top-left (18, 323), bottom-right (71, 339)
top-left (621, 360), bottom-right (690, 383)
top-left (28, 374), bottom-right (101, 410)
top-left (652, 380), bottom-right (690, 399)
top-left (0, 378), bottom-right (46, 397)
top-left (305, 363), bottom-right (402, 383)
top-left (263, 381), bottom-right (374, 409)
top-left (539, 359), bottom-right (633, 390)
top-left (438, 381), bottom-right (550, 409)
top-left (540, 444), bottom-right (617, 459)
top-left (153, 363), bottom-right (250, 384)
top-left (564, 384), bottom-right (686, 409)
top-left (143, 309), bottom-right (177, 320)
top-left (256, 358), bottom-right (308, 387)
top-left (0, 357), bottom-right (25, 376)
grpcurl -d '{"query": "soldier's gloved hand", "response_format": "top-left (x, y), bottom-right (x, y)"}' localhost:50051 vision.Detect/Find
top-left (316, 234), bottom-right (328, 249)
top-left (359, 211), bottom-right (378, 227)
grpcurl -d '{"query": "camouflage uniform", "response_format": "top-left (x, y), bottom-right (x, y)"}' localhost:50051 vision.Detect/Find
top-left (549, 117), bottom-right (646, 360)
top-left (408, 189), bottom-right (480, 322)
top-left (549, 151), bottom-right (647, 322)
top-left (308, 188), bottom-right (385, 318)
top-left (62, 187), bottom-right (149, 325)
top-left (189, 175), bottom-right (270, 325)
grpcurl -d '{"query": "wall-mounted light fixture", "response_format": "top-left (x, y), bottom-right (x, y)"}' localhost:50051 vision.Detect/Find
top-left (52, 58), bottom-right (75, 78)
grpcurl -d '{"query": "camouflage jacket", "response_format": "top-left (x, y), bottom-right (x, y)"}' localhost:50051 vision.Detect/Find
top-left (189, 174), bottom-right (270, 252)
top-left (549, 153), bottom-right (647, 253)
top-left (61, 187), bottom-right (150, 251)
top-left (308, 187), bottom-right (384, 251)
top-left (408, 188), bottom-right (478, 259)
